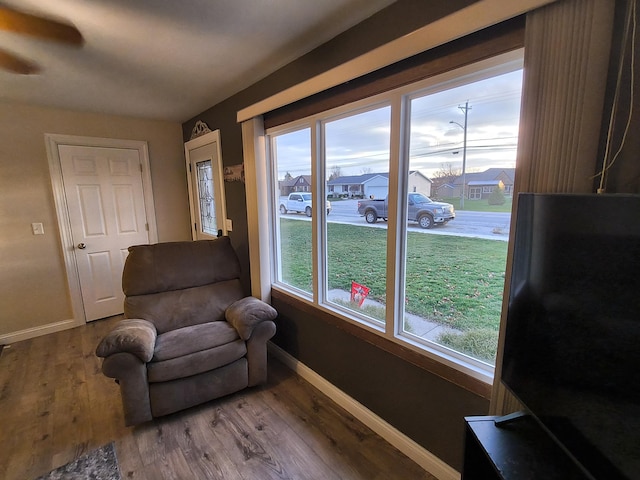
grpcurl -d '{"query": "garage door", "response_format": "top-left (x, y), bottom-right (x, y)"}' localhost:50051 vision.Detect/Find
top-left (366, 186), bottom-right (388, 199)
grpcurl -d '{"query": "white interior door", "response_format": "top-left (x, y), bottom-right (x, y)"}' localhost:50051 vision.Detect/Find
top-left (58, 145), bottom-right (150, 321)
top-left (185, 130), bottom-right (227, 240)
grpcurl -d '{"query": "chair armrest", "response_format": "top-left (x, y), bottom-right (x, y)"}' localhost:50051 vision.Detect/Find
top-left (247, 320), bottom-right (277, 386)
top-left (225, 297), bottom-right (277, 340)
top-left (101, 352), bottom-right (153, 426)
top-left (95, 319), bottom-right (157, 363)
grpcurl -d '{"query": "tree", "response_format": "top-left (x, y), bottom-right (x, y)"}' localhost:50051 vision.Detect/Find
top-left (284, 172), bottom-right (293, 181)
top-left (430, 162), bottom-right (461, 196)
top-left (488, 183), bottom-right (506, 205)
top-left (432, 162), bottom-right (460, 181)
top-left (329, 165), bottom-right (342, 181)
top-left (361, 167), bottom-right (372, 174)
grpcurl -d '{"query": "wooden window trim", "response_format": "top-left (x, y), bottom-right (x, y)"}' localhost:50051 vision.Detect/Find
top-left (264, 16), bottom-right (524, 130)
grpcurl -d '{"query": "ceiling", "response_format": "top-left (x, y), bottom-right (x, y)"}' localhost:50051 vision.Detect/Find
top-left (0, 0), bottom-right (395, 122)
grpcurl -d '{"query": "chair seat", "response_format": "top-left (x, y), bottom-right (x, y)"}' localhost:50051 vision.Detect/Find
top-left (147, 321), bottom-right (246, 383)
top-left (148, 339), bottom-right (247, 383)
top-left (153, 321), bottom-right (240, 361)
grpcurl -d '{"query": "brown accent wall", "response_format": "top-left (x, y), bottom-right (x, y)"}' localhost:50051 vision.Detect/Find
top-left (271, 291), bottom-right (489, 469)
top-left (182, 0), bottom-right (489, 471)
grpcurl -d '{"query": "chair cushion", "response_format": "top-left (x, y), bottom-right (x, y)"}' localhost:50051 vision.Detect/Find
top-left (123, 237), bottom-right (241, 296)
top-left (153, 321), bottom-right (240, 361)
top-left (125, 279), bottom-right (244, 333)
top-left (147, 339), bottom-right (247, 383)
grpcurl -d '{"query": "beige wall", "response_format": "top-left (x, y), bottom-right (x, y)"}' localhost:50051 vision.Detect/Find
top-left (0, 102), bottom-right (191, 341)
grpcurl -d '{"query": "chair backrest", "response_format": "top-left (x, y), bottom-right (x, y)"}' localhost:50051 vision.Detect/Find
top-left (122, 237), bottom-right (245, 333)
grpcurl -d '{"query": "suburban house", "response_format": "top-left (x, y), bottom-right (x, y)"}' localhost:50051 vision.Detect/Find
top-left (408, 170), bottom-right (433, 196)
top-left (279, 174), bottom-right (312, 196)
top-left (328, 170), bottom-right (432, 198)
top-left (452, 168), bottom-right (516, 200)
top-left (1, 0), bottom-right (637, 479)
top-left (433, 182), bottom-right (456, 199)
top-left (328, 172), bottom-right (389, 198)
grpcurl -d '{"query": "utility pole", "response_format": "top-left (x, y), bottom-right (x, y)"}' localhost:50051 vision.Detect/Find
top-left (450, 101), bottom-right (471, 209)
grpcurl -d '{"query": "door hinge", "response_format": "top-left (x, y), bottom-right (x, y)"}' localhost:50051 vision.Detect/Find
top-left (145, 223), bottom-right (149, 231)
top-left (139, 163), bottom-right (143, 173)
top-left (194, 222), bottom-right (197, 232)
top-left (189, 164), bottom-right (192, 173)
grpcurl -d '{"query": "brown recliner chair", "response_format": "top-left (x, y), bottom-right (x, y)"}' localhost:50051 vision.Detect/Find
top-left (95, 237), bottom-right (277, 426)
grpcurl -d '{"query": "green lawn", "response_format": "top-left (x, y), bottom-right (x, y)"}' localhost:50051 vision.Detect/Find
top-left (279, 219), bottom-right (508, 363)
top-left (437, 196), bottom-right (513, 213)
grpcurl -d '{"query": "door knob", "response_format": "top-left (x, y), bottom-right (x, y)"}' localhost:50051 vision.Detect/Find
top-left (77, 243), bottom-right (87, 249)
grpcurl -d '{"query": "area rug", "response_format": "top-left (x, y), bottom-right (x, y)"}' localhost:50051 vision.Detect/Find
top-left (35, 442), bottom-right (121, 480)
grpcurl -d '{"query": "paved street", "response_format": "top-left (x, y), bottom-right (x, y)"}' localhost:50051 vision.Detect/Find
top-left (279, 198), bottom-right (511, 241)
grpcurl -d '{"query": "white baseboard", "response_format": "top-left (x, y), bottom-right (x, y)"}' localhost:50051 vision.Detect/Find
top-left (268, 342), bottom-right (461, 480)
top-left (0, 318), bottom-right (81, 345)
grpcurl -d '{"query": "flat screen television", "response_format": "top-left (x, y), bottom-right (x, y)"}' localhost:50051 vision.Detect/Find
top-left (501, 193), bottom-right (640, 480)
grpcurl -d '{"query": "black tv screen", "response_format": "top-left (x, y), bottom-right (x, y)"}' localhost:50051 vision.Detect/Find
top-left (501, 193), bottom-right (640, 480)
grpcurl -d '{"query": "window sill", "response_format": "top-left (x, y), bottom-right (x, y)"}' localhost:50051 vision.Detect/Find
top-left (271, 288), bottom-right (493, 399)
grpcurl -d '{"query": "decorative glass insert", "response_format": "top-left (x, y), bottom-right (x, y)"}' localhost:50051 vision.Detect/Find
top-left (196, 160), bottom-right (217, 235)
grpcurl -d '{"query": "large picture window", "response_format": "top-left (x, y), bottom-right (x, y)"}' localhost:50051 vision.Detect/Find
top-left (267, 50), bottom-right (523, 377)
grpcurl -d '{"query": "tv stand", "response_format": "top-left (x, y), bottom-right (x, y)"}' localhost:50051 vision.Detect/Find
top-left (493, 410), bottom-right (529, 427)
top-left (462, 416), bottom-right (590, 479)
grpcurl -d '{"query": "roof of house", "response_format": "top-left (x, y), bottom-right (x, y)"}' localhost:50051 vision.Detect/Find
top-left (327, 171), bottom-right (431, 185)
top-left (327, 173), bottom-right (388, 185)
top-left (409, 170), bottom-right (433, 183)
top-left (453, 168), bottom-right (515, 185)
top-left (280, 174), bottom-right (311, 187)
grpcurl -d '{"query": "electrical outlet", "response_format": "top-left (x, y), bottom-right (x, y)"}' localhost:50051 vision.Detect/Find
top-left (32, 222), bottom-right (44, 235)
top-left (226, 219), bottom-right (233, 232)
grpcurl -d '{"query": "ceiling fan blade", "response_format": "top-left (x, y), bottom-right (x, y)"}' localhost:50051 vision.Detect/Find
top-left (0, 48), bottom-right (39, 74)
top-left (0, 5), bottom-right (83, 46)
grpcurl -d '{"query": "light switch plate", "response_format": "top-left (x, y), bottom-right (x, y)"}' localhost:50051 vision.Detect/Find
top-left (32, 222), bottom-right (45, 235)
top-left (226, 218), bottom-right (233, 232)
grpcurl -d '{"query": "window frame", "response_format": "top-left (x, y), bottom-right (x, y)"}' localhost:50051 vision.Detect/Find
top-left (266, 49), bottom-right (524, 386)
top-left (268, 122), bottom-right (315, 300)
top-left (320, 100), bottom-right (395, 330)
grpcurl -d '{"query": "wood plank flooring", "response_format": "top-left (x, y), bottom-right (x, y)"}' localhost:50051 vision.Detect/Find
top-left (0, 316), bottom-right (437, 480)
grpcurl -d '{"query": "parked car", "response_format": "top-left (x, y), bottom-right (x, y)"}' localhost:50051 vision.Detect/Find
top-left (280, 193), bottom-right (331, 217)
top-left (357, 193), bottom-right (455, 228)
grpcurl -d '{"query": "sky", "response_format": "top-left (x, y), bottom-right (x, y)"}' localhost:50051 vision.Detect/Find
top-left (272, 65), bottom-right (523, 180)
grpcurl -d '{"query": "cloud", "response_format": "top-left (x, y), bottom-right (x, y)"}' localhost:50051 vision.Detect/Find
top-left (272, 67), bottom-right (523, 179)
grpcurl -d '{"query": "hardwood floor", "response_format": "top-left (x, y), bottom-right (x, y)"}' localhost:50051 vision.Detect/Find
top-left (0, 316), bottom-right (436, 480)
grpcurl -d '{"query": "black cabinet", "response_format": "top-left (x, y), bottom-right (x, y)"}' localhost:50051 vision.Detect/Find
top-left (462, 416), bottom-right (589, 480)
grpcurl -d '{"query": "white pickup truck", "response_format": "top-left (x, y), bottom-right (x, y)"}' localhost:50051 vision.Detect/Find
top-left (279, 193), bottom-right (331, 217)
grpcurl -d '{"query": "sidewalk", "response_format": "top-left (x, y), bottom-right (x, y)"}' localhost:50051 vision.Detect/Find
top-left (327, 289), bottom-right (460, 342)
